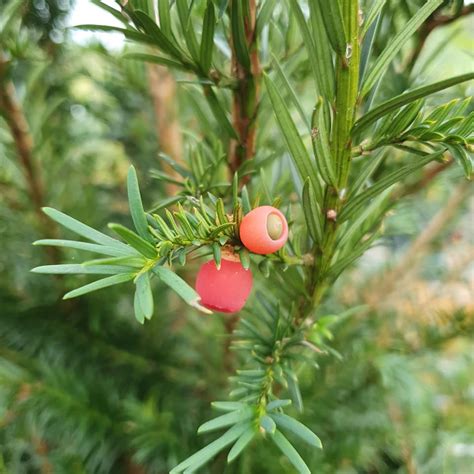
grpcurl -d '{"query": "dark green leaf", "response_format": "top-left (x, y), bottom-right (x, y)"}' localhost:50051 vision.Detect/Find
top-left (360, 0), bottom-right (386, 37)
top-left (288, 0), bottom-right (322, 96)
top-left (264, 74), bottom-right (320, 202)
top-left (353, 73), bottom-right (474, 135)
top-left (446, 144), bottom-right (472, 178)
top-left (200, 1), bottom-right (215, 73)
top-left (127, 166), bottom-right (152, 241)
top-left (203, 86), bottom-right (238, 139)
top-left (308, 0), bottom-right (334, 99)
top-left (315, 0), bottom-right (347, 55)
top-left (231, 0), bottom-right (250, 70)
top-left (176, 0), bottom-right (200, 62)
top-left (311, 99), bottom-right (337, 186)
top-left (272, 53), bottom-right (310, 131)
top-left (302, 179), bottom-right (323, 245)
top-left (133, 10), bottom-right (186, 60)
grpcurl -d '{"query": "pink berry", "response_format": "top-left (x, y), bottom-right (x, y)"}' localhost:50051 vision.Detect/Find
top-left (195, 259), bottom-right (253, 313)
top-left (239, 206), bottom-right (288, 255)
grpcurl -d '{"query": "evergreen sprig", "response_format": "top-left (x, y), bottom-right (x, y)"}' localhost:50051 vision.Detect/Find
top-left (23, 0), bottom-right (474, 471)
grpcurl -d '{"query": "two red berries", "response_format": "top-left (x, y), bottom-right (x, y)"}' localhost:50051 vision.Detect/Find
top-left (195, 206), bottom-right (288, 313)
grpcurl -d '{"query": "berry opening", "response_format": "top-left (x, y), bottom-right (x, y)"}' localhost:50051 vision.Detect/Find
top-left (266, 213), bottom-right (283, 240)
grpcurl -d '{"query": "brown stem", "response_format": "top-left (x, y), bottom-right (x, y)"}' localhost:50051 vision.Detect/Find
top-left (229, 0), bottom-right (260, 176)
top-left (0, 60), bottom-right (59, 263)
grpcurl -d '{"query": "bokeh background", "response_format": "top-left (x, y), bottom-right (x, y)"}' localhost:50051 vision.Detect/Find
top-left (0, 1), bottom-right (473, 473)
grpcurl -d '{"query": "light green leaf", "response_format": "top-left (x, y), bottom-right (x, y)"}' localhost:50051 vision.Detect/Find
top-left (285, 368), bottom-right (303, 412)
top-left (158, 0), bottom-right (172, 38)
top-left (133, 289), bottom-right (146, 324)
top-left (82, 255), bottom-right (145, 268)
top-left (361, 0), bottom-right (443, 96)
top-left (31, 264), bottom-right (133, 275)
top-left (227, 427), bottom-right (255, 463)
top-left (127, 166), bottom-right (152, 241)
top-left (270, 413), bottom-right (322, 448)
top-left (170, 423), bottom-right (249, 474)
top-left (354, 73), bottom-right (474, 135)
top-left (152, 265), bottom-right (212, 313)
top-left (108, 224), bottom-right (157, 259)
top-left (33, 239), bottom-right (131, 257)
top-left (211, 401), bottom-right (246, 412)
top-left (267, 399), bottom-right (292, 411)
top-left (198, 407), bottom-right (253, 434)
top-left (42, 207), bottom-right (130, 252)
top-left (271, 430), bottom-right (311, 474)
top-left (260, 415), bottom-right (276, 434)
top-left (264, 74), bottom-right (320, 201)
top-left (135, 272), bottom-right (154, 319)
top-left (63, 273), bottom-right (135, 300)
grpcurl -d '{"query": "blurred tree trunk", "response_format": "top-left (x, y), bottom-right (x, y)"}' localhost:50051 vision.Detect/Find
top-left (147, 64), bottom-right (183, 195)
